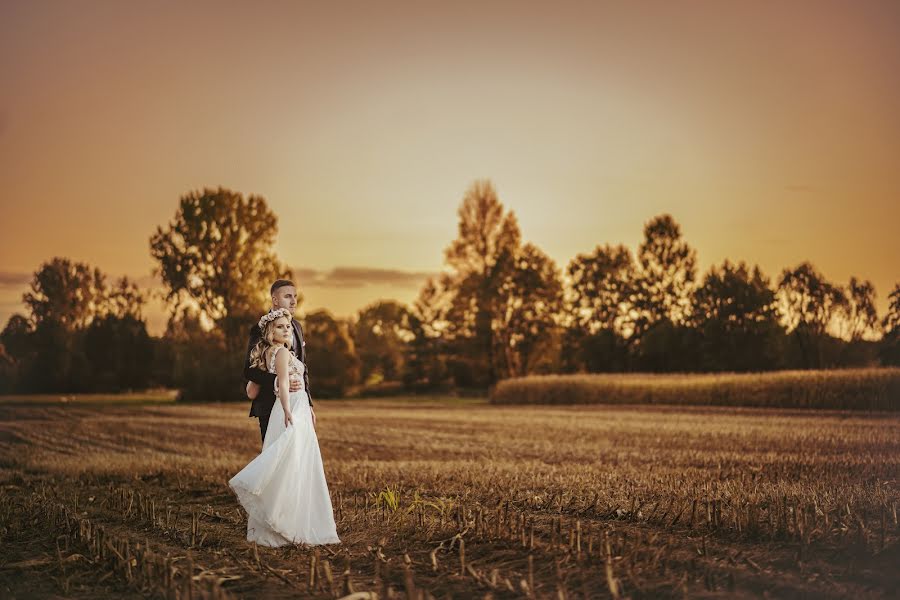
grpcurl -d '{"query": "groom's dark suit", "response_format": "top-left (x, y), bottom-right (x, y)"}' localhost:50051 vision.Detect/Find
top-left (244, 316), bottom-right (313, 443)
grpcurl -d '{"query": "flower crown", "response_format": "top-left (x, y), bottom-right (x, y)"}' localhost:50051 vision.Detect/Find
top-left (258, 308), bottom-right (291, 331)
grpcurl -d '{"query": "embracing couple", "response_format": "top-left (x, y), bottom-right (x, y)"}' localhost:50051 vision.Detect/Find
top-left (228, 279), bottom-right (341, 547)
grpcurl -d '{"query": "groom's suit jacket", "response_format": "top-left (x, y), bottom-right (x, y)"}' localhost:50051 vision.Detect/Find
top-left (245, 316), bottom-right (313, 418)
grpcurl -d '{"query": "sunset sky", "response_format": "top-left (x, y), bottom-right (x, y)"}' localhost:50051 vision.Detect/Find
top-left (1, 0), bottom-right (898, 335)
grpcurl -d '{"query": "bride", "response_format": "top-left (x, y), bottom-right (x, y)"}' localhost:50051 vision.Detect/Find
top-left (229, 308), bottom-right (340, 546)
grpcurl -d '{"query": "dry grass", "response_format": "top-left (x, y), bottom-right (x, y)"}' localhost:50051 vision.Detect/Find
top-left (0, 389), bottom-right (178, 405)
top-left (491, 367), bottom-right (900, 410)
top-left (0, 395), bottom-right (898, 598)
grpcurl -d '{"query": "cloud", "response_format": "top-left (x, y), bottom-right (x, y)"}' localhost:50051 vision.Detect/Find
top-left (0, 271), bottom-right (30, 288)
top-left (0, 266), bottom-right (435, 294)
top-left (0, 299), bottom-right (24, 310)
top-left (292, 266), bottom-right (436, 289)
top-left (292, 267), bottom-right (320, 282)
top-left (0, 270), bottom-right (164, 290)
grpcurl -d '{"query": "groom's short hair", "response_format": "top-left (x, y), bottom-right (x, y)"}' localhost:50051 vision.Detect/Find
top-left (270, 279), bottom-right (296, 295)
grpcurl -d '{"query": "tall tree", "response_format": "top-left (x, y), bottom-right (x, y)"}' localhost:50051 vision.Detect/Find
top-left (777, 262), bottom-right (847, 335)
top-left (353, 301), bottom-right (414, 383)
top-left (0, 314), bottom-right (33, 359)
top-left (14, 260), bottom-right (150, 392)
top-left (81, 277), bottom-right (151, 392)
top-left (162, 306), bottom-right (227, 401)
top-left (0, 314), bottom-right (32, 391)
top-left (884, 284), bottom-right (900, 335)
top-left (777, 262), bottom-right (848, 367)
top-left (840, 277), bottom-right (879, 341)
top-left (566, 243), bottom-right (635, 337)
top-left (149, 187), bottom-right (292, 350)
top-left (630, 214), bottom-right (697, 338)
top-left (691, 260), bottom-right (784, 371)
top-left (23, 258), bottom-right (107, 331)
top-left (404, 276), bottom-right (453, 389)
top-left (692, 261), bottom-right (778, 327)
top-left (562, 244), bottom-right (636, 373)
top-left (442, 180), bottom-right (521, 386)
top-left (495, 243), bottom-right (564, 377)
top-left (305, 310), bottom-right (360, 397)
top-left (83, 314), bottom-right (154, 391)
top-left (106, 276), bottom-right (147, 321)
top-left (880, 283), bottom-right (900, 366)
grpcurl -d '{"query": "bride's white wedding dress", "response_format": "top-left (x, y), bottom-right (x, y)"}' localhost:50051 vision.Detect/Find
top-left (229, 346), bottom-right (340, 547)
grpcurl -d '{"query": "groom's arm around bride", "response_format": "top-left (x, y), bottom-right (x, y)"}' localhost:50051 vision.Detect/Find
top-left (244, 324), bottom-right (273, 407)
top-left (243, 323), bottom-right (303, 442)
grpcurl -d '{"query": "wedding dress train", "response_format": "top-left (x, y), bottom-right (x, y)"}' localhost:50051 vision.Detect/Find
top-left (229, 346), bottom-right (340, 546)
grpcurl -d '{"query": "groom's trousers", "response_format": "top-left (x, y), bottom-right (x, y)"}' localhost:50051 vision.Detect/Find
top-left (258, 412), bottom-right (271, 445)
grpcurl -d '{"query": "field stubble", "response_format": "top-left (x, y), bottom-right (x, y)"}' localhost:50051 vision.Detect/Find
top-left (0, 396), bottom-right (898, 599)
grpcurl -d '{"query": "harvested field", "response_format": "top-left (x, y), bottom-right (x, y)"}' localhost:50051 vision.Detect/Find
top-left (0, 395), bottom-right (898, 598)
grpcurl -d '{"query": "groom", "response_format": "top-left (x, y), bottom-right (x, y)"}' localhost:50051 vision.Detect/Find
top-left (244, 279), bottom-right (315, 444)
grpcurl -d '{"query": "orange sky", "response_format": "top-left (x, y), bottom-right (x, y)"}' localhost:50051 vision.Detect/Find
top-left (1, 0), bottom-right (898, 335)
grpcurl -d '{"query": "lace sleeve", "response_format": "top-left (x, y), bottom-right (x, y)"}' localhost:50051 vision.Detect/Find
top-left (269, 347), bottom-right (287, 394)
top-left (268, 346), bottom-right (285, 373)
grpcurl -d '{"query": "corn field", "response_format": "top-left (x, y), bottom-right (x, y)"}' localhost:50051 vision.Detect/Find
top-left (491, 367), bottom-right (900, 410)
top-left (0, 394), bottom-right (897, 598)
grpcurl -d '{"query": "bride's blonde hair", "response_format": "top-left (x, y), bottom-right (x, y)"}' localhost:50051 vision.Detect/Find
top-left (248, 310), bottom-right (291, 370)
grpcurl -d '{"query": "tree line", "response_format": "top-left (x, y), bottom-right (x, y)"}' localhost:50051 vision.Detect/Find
top-left (2, 182), bottom-right (898, 398)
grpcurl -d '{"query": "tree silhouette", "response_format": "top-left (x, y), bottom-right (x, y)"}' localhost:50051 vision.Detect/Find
top-left (0, 345), bottom-right (14, 393)
top-left (405, 277), bottom-right (453, 389)
top-left (630, 214), bottom-right (697, 338)
top-left (777, 262), bottom-right (847, 368)
top-left (494, 243), bottom-right (564, 377)
top-left (884, 284), bottom-right (900, 334)
top-left (83, 314), bottom-right (154, 391)
top-left (149, 187), bottom-right (292, 351)
top-left (0, 314), bottom-right (32, 391)
top-left (840, 277), bottom-right (879, 341)
top-left (352, 300), bottom-right (413, 384)
top-left (880, 283), bottom-right (900, 366)
top-left (23, 258), bottom-right (108, 331)
top-left (566, 243), bottom-right (635, 337)
top-left (106, 277), bottom-right (147, 321)
top-left (691, 260), bottom-right (784, 371)
top-left (0, 314), bottom-right (33, 359)
top-left (9, 260), bottom-right (152, 392)
top-left (442, 180), bottom-right (521, 386)
top-left (777, 262), bottom-right (847, 335)
top-left (633, 319), bottom-right (702, 372)
top-left (304, 310), bottom-right (360, 397)
top-left (162, 306), bottom-right (227, 401)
